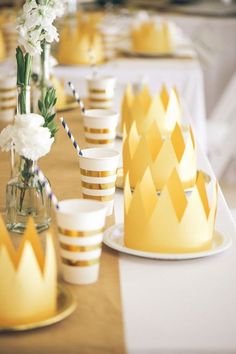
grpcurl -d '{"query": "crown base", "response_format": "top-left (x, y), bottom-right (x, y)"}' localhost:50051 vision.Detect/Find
top-left (124, 235), bottom-right (213, 254)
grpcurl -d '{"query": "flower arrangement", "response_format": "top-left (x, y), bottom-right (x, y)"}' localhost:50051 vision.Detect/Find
top-left (0, 0), bottom-right (65, 233)
top-left (0, 114), bottom-right (54, 161)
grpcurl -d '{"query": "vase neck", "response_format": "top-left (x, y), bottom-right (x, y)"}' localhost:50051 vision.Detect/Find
top-left (17, 85), bottom-right (31, 115)
top-left (18, 156), bottom-right (36, 175)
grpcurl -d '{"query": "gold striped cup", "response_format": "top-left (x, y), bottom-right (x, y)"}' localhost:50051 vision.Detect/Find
top-left (0, 75), bottom-right (16, 122)
top-left (79, 148), bottom-right (120, 216)
top-left (87, 76), bottom-right (116, 110)
top-left (82, 109), bottom-right (119, 148)
top-left (56, 199), bottom-right (107, 285)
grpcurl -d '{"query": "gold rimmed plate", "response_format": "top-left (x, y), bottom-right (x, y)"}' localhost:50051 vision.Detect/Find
top-left (0, 283), bottom-right (77, 333)
top-left (104, 223), bottom-right (232, 261)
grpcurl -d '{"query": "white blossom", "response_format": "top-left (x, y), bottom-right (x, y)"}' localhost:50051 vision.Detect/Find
top-left (17, 0), bottom-right (65, 56)
top-left (0, 114), bottom-right (54, 161)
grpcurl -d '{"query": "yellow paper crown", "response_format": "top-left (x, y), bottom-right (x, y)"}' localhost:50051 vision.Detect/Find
top-left (121, 84), bottom-right (182, 136)
top-left (0, 217), bottom-right (57, 326)
top-left (131, 20), bottom-right (176, 54)
top-left (124, 168), bottom-right (217, 253)
top-left (123, 120), bottom-right (196, 190)
top-left (58, 17), bottom-right (104, 65)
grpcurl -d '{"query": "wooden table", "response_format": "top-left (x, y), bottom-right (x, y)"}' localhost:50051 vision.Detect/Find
top-left (0, 109), bottom-right (126, 354)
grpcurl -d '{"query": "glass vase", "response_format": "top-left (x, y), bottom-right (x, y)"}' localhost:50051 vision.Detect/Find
top-left (6, 156), bottom-right (51, 233)
top-left (10, 85), bottom-right (31, 178)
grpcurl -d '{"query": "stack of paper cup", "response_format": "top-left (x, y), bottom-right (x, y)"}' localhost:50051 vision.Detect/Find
top-left (101, 29), bottom-right (121, 60)
top-left (79, 148), bottom-right (120, 216)
top-left (87, 76), bottom-right (116, 110)
top-left (2, 23), bottom-right (18, 57)
top-left (56, 199), bottom-right (107, 285)
top-left (0, 75), bottom-right (16, 122)
top-left (82, 108), bottom-right (119, 147)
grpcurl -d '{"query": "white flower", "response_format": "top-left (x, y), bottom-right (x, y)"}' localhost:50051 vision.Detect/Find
top-left (0, 125), bottom-right (14, 152)
top-left (17, 0), bottom-right (65, 56)
top-left (0, 114), bottom-right (54, 161)
top-left (44, 24), bottom-right (59, 43)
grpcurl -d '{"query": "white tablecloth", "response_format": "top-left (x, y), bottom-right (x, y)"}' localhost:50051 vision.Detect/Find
top-left (113, 141), bottom-right (236, 354)
top-left (162, 13), bottom-right (236, 117)
top-left (55, 57), bottom-right (207, 150)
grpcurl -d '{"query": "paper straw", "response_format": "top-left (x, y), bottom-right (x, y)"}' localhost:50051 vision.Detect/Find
top-left (68, 81), bottom-right (86, 114)
top-left (60, 117), bottom-right (83, 156)
top-left (34, 166), bottom-right (60, 210)
top-left (88, 48), bottom-right (98, 77)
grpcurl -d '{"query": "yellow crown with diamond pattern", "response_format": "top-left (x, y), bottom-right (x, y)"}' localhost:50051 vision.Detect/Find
top-left (124, 168), bottom-right (217, 253)
top-left (131, 20), bottom-right (176, 54)
top-left (58, 16), bottom-right (104, 65)
top-left (0, 217), bottom-right (57, 326)
top-left (123, 120), bottom-right (196, 191)
top-left (121, 84), bottom-right (182, 136)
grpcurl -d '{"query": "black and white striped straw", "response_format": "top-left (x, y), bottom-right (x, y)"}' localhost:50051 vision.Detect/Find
top-left (68, 81), bottom-right (86, 114)
top-left (88, 48), bottom-right (98, 77)
top-left (59, 117), bottom-right (83, 156)
top-left (34, 167), bottom-right (60, 210)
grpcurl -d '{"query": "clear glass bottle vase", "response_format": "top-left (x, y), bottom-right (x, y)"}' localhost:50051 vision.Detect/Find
top-left (6, 156), bottom-right (51, 233)
top-left (7, 84), bottom-right (51, 233)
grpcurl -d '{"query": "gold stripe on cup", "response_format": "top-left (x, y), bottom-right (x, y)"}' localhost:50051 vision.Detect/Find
top-left (58, 226), bottom-right (104, 237)
top-left (0, 104), bottom-right (16, 111)
top-left (80, 169), bottom-right (116, 177)
top-left (0, 87), bottom-right (16, 93)
top-left (82, 193), bottom-right (114, 202)
top-left (60, 243), bottom-right (101, 252)
top-left (89, 88), bottom-right (107, 94)
top-left (84, 127), bottom-right (111, 134)
top-left (85, 138), bottom-right (114, 145)
top-left (0, 96), bottom-right (16, 102)
top-left (89, 97), bottom-right (112, 103)
top-left (62, 258), bottom-right (100, 267)
top-left (81, 181), bottom-right (115, 190)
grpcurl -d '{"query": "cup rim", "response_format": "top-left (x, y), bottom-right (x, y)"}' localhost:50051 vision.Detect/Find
top-left (86, 75), bottom-right (116, 82)
top-left (83, 109), bottom-right (118, 118)
top-left (80, 147), bottom-right (120, 159)
top-left (57, 199), bottom-right (107, 216)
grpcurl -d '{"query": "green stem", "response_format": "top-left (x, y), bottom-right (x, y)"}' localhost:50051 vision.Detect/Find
top-left (40, 39), bottom-right (47, 100)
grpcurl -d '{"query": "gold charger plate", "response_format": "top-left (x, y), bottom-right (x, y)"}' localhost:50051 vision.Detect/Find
top-left (56, 95), bottom-right (78, 113)
top-left (0, 283), bottom-right (77, 333)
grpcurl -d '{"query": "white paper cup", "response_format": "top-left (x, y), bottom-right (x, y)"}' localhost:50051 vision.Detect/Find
top-left (82, 109), bottom-right (119, 147)
top-left (56, 199), bottom-right (107, 285)
top-left (79, 148), bottom-right (120, 216)
top-left (87, 76), bottom-right (116, 109)
top-left (0, 75), bottom-right (16, 122)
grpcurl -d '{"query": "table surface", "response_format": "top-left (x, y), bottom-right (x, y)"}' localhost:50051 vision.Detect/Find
top-left (0, 110), bottom-right (126, 354)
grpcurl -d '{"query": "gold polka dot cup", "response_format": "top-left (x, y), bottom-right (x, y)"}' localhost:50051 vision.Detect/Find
top-left (82, 109), bottom-right (119, 147)
top-left (79, 148), bottom-right (120, 216)
top-left (56, 199), bottom-right (107, 285)
top-left (87, 76), bottom-right (116, 109)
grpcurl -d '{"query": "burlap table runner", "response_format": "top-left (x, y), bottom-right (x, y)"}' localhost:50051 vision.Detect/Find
top-left (0, 109), bottom-right (126, 354)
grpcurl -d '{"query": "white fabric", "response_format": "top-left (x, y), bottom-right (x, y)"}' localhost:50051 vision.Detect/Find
top-left (113, 145), bottom-right (236, 354)
top-left (161, 14), bottom-right (236, 117)
top-left (207, 71), bottom-right (236, 178)
top-left (55, 58), bottom-right (207, 150)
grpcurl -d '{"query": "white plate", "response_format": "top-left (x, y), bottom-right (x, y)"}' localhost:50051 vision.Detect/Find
top-left (104, 223), bottom-right (232, 260)
top-left (117, 44), bottom-right (196, 60)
